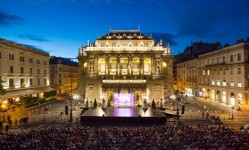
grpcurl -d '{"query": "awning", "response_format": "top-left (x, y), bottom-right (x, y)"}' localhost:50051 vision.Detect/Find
top-left (0, 86), bottom-right (54, 99)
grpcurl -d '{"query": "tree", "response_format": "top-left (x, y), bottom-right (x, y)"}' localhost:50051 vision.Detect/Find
top-left (93, 98), bottom-right (97, 108)
top-left (0, 78), bottom-right (6, 96)
top-left (151, 99), bottom-right (156, 109)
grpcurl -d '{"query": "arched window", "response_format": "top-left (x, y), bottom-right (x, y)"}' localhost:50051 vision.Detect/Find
top-left (98, 58), bottom-right (106, 75)
top-left (144, 58), bottom-right (151, 75)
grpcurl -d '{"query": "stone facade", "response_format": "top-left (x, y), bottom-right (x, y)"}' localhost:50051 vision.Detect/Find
top-left (0, 38), bottom-right (51, 102)
top-left (50, 56), bottom-right (78, 96)
top-left (78, 29), bottom-right (173, 106)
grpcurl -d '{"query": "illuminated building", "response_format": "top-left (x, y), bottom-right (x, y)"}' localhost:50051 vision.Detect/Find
top-left (198, 40), bottom-right (249, 107)
top-left (78, 29), bottom-right (173, 106)
top-left (50, 56), bottom-right (78, 95)
top-left (0, 38), bottom-right (51, 103)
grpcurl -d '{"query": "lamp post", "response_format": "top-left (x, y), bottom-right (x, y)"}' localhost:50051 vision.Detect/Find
top-left (231, 106), bottom-right (234, 119)
top-left (69, 96), bottom-right (73, 122)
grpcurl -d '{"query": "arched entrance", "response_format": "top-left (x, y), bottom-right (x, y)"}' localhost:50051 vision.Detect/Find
top-left (216, 91), bottom-right (221, 102)
top-left (231, 92), bottom-right (235, 105)
top-left (222, 91), bottom-right (226, 104)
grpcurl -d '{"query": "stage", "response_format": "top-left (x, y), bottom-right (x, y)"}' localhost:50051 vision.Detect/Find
top-left (80, 107), bottom-right (169, 125)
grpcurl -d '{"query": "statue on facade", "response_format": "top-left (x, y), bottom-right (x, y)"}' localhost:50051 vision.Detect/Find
top-left (85, 98), bottom-right (89, 108)
top-left (159, 98), bottom-right (164, 110)
top-left (142, 98), bottom-right (148, 109)
top-left (101, 98), bottom-right (106, 109)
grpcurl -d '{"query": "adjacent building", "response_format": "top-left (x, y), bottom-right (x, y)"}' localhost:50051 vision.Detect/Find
top-left (174, 40), bottom-right (249, 107)
top-left (0, 38), bottom-right (51, 104)
top-left (50, 56), bottom-right (78, 96)
top-left (78, 29), bottom-right (173, 106)
top-left (198, 41), bottom-right (249, 107)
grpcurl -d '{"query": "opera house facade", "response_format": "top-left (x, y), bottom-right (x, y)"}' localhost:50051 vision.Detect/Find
top-left (78, 29), bottom-right (173, 107)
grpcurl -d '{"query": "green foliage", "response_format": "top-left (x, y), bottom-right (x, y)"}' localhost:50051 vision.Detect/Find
top-left (43, 90), bottom-right (56, 99)
top-left (107, 99), bottom-right (111, 107)
top-left (0, 78), bottom-right (6, 96)
top-left (93, 98), bottom-right (97, 108)
top-left (152, 99), bottom-right (156, 109)
top-left (23, 96), bottom-right (43, 107)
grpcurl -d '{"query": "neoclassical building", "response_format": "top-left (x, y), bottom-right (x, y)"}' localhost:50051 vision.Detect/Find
top-left (78, 29), bottom-right (173, 106)
top-left (0, 38), bottom-right (51, 104)
top-left (198, 41), bottom-right (249, 106)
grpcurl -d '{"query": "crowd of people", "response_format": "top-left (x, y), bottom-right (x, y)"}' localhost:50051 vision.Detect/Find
top-left (0, 127), bottom-right (90, 149)
top-left (0, 124), bottom-right (249, 149)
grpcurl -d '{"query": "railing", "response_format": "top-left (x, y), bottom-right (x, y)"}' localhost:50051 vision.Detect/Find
top-left (86, 46), bottom-right (164, 51)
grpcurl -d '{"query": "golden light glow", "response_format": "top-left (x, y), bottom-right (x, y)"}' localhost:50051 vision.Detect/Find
top-left (84, 62), bottom-right (87, 67)
top-left (98, 58), bottom-right (106, 63)
top-left (162, 62), bottom-right (167, 67)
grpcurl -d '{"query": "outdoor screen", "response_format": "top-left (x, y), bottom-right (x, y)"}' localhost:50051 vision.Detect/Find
top-left (114, 94), bottom-right (134, 107)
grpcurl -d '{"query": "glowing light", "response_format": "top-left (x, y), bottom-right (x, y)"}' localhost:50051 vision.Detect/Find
top-left (3, 100), bottom-right (8, 104)
top-left (231, 97), bottom-right (235, 105)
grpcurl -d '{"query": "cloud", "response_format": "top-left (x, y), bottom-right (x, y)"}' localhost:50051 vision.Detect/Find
top-left (0, 10), bottom-right (22, 26)
top-left (17, 34), bottom-right (50, 42)
top-left (146, 32), bottom-right (178, 46)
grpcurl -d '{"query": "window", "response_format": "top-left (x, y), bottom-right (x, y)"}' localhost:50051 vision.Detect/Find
top-left (59, 67), bottom-right (61, 71)
top-left (43, 61), bottom-right (47, 65)
top-left (9, 79), bottom-right (14, 88)
top-left (144, 43), bottom-right (148, 47)
top-left (230, 55), bottom-right (233, 62)
top-left (10, 66), bottom-right (14, 73)
top-left (238, 80), bottom-right (242, 87)
top-left (230, 80), bottom-right (234, 87)
top-left (212, 80), bottom-right (215, 85)
top-left (29, 58), bottom-right (33, 63)
top-left (238, 53), bottom-right (241, 61)
top-left (230, 68), bottom-right (233, 75)
top-left (112, 43), bottom-right (116, 47)
top-left (37, 79), bottom-right (40, 85)
top-left (44, 79), bottom-right (46, 85)
top-left (59, 74), bottom-right (61, 78)
top-left (30, 68), bottom-right (33, 74)
top-left (202, 70), bottom-right (205, 75)
top-left (238, 68), bottom-right (241, 74)
top-left (133, 43), bottom-right (138, 47)
top-left (20, 56), bottom-right (25, 62)
top-left (37, 60), bottom-right (40, 64)
top-left (217, 58), bottom-right (219, 64)
top-left (223, 80), bottom-right (226, 86)
top-left (21, 67), bottom-right (24, 73)
top-left (207, 70), bottom-right (210, 75)
top-left (59, 79), bottom-right (61, 84)
top-left (44, 69), bottom-right (46, 74)
top-left (223, 57), bottom-right (225, 63)
top-left (37, 69), bottom-right (40, 74)
top-left (9, 54), bottom-right (14, 60)
top-left (20, 79), bottom-right (25, 88)
top-left (0, 52), bottom-right (1, 58)
top-left (217, 80), bottom-right (220, 86)
top-left (101, 43), bottom-right (105, 47)
top-left (30, 79), bottom-right (33, 86)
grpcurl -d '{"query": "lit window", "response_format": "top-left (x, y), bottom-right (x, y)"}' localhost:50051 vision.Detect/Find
top-left (144, 43), bottom-right (148, 47)
top-left (101, 43), bottom-right (105, 47)
top-left (133, 43), bottom-right (138, 47)
top-left (238, 81), bottom-right (242, 87)
top-left (212, 80), bottom-right (215, 85)
top-left (162, 62), bottom-right (167, 67)
top-left (230, 80), bottom-right (234, 87)
top-left (203, 70), bottom-right (205, 75)
top-left (223, 80), bottom-right (226, 86)
top-left (207, 70), bottom-right (210, 75)
top-left (217, 80), bottom-right (220, 86)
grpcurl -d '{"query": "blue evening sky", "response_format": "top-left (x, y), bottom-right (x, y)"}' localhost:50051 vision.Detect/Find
top-left (0, 0), bottom-right (249, 58)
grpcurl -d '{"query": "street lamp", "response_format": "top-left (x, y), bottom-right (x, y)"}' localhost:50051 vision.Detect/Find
top-left (69, 96), bottom-right (73, 122)
top-left (231, 106), bottom-right (235, 119)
